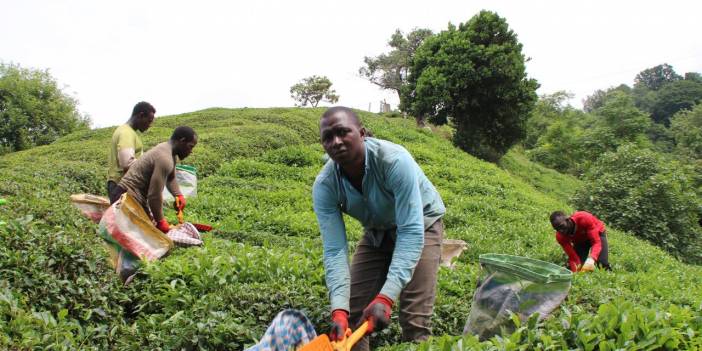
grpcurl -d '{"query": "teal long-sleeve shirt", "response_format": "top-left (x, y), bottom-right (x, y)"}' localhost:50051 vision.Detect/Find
top-left (312, 137), bottom-right (445, 312)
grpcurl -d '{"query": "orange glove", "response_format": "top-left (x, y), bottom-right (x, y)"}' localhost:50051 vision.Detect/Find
top-left (361, 294), bottom-right (393, 334)
top-left (580, 257), bottom-right (596, 272)
top-left (329, 309), bottom-right (349, 342)
top-left (156, 218), bottom-right (171, 233)
top-left (174, 195), bottom-right (186, 212)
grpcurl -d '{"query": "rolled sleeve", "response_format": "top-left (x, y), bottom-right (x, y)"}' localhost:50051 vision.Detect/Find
top-left (313, 178), bottom-right (351, 312)
top-left (379, 153), bottom-right (425, 301)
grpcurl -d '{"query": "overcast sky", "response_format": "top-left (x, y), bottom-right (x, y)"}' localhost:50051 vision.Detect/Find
top-left (2, 0), bottom-right (701, 128)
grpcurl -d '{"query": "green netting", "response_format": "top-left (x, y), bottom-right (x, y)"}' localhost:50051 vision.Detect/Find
top-left (464, 254), bottom-right (573, 340)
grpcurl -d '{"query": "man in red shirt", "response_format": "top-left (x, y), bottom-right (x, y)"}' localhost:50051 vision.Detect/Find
top-left (550, 211), bottom-right (611, 272)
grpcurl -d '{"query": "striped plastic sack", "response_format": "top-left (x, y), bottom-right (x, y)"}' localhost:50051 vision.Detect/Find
top-left (163, 165), bottom-right (197, 203)
top-left (70, 194), bottom-right (111, 223)
top-left (98, 193), bottom-right (173, 282)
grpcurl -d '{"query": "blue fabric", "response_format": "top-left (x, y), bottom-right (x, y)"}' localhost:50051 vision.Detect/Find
top-left (245, 309), bottom-right (317, 351)
top-left (312, 137), bottom-right (445, 311)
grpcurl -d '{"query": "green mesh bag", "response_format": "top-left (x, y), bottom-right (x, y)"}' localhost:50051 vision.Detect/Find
top-left (463, 254), bottom-right (572, 340)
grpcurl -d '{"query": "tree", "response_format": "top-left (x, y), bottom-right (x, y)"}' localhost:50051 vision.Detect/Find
top-left (289, 76), bottom-right (339, 108)
top-left (634, 63), bottom-right (682, 91)
top-left (402, 11), bottom-right (538, 161)
top-left (359, 28), bottom-right (433, 103)
top-left (524, 91), bottom-right (574, 149)
top-left (670, 103), bottom-right (702, 160)
top-left (582, 84), bottom-right (631, 113)
top-left (0, 63), bottom-right (89, 154)
top-left (596, 91), bottom-right (651, 143)
top-left (650, 79), bottom-right (702, 126)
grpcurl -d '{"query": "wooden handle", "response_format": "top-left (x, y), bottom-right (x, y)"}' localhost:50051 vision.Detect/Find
top-left (346, 321), bottom-right (368, 348)
top-left (176, 197), bottom-right (184, 224)
top-left (332, 321), bottom-right (368, 351)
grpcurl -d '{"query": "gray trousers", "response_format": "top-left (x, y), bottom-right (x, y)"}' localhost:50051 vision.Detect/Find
top-left (349, 219), bottom-right (444, 351)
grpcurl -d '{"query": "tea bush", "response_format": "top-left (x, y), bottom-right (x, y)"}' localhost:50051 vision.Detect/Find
top-left (1, 107), bottom-right (700, 350)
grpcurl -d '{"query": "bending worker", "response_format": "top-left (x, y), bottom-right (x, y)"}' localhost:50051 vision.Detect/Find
top-left (113, 126), bottom-right (197, 233)
top-left (312, 106), bottom-right (445, 350)
top-left (107, 101), bottom-right (156, 204)
top-left (550, 210), bottom-right (611, 272)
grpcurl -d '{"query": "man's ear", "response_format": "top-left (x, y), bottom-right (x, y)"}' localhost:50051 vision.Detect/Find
top-left (359, 127), bottom-right (367, 139)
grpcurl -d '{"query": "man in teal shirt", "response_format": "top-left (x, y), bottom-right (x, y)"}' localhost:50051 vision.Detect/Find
top-left (312, 106), bottom-right (445, 350)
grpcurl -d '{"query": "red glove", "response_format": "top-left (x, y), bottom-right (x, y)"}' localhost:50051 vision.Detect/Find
top-left (568, 259), bottom-right (581, 273)
top-left (361, 294), bottom-right (393, 334)
top-left (329, 309), bottom-right (349, 342)
top-left (156, 218), bottom-right (170, 233)
top-left (174, 195), bottom-right (186, 211)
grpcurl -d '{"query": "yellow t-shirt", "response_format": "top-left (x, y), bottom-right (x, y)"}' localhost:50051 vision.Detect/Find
top-left (107, 124), bottom-right (143, 183)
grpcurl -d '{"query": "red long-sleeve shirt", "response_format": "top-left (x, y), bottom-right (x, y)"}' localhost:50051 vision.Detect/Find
top-left (556, 211), bottom-right (606, 272)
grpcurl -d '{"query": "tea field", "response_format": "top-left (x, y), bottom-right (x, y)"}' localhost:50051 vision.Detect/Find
top-left (1, 108), bottom-right (700, 350)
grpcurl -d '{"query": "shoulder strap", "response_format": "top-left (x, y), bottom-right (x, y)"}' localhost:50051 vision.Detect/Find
top-left (335, 164), bottom-right (347, 212)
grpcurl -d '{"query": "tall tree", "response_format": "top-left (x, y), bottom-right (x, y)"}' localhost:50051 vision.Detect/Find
top-left (582, 84), bottom-right (631, 113)
top-left (359, 28), bottom-right (433, 104)
top-left (289, 75), bottom-right (339, 108)
top-left (402, 11), bottom-right (538, 161)
top-left (670, 104), bottom-right (702, 160)
top-left (0, 63), bottom-right (89, 155)
top-left (650, 79), bottom-right (702, 126)
top-left (634, 63), bottom-right (682, 91)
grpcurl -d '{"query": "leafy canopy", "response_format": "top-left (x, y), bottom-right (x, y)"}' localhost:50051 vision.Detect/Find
top-left (289, 75), bottom-right (339, 108)
top-left (402, 11), bottom-right (538, 162)
top-left (359, 28), bottom-right (433, 101)
top-left (634, 63), bottom-right (682, 91)
top-left (0, 63), bottom-right (89, 154)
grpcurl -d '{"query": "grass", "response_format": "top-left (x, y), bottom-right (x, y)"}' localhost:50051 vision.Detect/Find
top-left (0, 107), bottom-right (700, 349)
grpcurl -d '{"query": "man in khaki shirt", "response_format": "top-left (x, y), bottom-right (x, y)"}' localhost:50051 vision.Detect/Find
top-left (114, 126), bottom-right (198, 233)
top-left (107, 101), bottom-right (156, 203)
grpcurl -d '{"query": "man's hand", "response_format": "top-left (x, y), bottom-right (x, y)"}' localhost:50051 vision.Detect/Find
top-left (174, 195), bottom-right (186, 212)
top-left (156, 219), bottom-right (171, 233)
top-left (329, 309), bottom-right (349, 342)
top-left (361, 294), bottom-right (393, 334)
top-left (568, 259), bottom-right (581, 273)
top-left (580, 257), bottom-right (596, 272)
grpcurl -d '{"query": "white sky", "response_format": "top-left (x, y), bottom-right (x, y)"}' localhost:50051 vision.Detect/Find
top-left (2, 0), bottom-right (701, 128)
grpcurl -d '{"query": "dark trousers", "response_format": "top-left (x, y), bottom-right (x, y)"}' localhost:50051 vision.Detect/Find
top-left (349, 219), bottom-right (444, 351)
top-left (107, 181), bottom-right (126, 204)
top-left (574, 232), bottom-right (611, 270)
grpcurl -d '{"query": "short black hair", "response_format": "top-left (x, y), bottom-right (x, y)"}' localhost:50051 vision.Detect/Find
top-left (132, 101), bottom-right (155, 117)
top-left (549, 211), bottom-right (567, 226)
top-left (322, 106), bottom-right (362, 127)
top-left (170, 126), bottom-right (197, 142)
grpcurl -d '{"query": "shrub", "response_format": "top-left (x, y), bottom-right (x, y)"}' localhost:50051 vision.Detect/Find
top-left (572, 144), bottom-right (702, 262)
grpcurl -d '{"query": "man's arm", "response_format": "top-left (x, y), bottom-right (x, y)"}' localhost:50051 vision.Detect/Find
top-left (165, 168), bottom-right (182, 197)
top-left (116, 131), bottom-right (138, 171)
top-left (117, 148), bottom-right (137, 171)
top-left (380, 153), bottom-right (425, 302)
top-left (313, 178), bottom-right (350, 312)
top-left (583, 216), bottom-right (603, 260)
top-left (147, 158), bottom-right (170, 222)
top-left (556, 232), bottom-right (581, 272)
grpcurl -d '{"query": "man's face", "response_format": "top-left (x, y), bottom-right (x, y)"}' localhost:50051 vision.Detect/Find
top-left (176, 136), bottom-right (197, 160)
top-left (552, 217), bottom-right (571, 234)
top-left (137, 111), bottom-right (155, 132)
top-left (320, 112), bottom-right (366, 167)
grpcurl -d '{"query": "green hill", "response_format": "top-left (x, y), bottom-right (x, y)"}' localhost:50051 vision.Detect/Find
top-left (1, 108), bottom-right (700, 350)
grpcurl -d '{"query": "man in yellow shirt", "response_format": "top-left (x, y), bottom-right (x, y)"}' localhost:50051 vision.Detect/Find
top-left (107, 101), bottom-right (155, 203)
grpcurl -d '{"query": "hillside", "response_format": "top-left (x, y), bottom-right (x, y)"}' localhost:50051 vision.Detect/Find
top-left (1, 107), bottom-right (700, 350)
